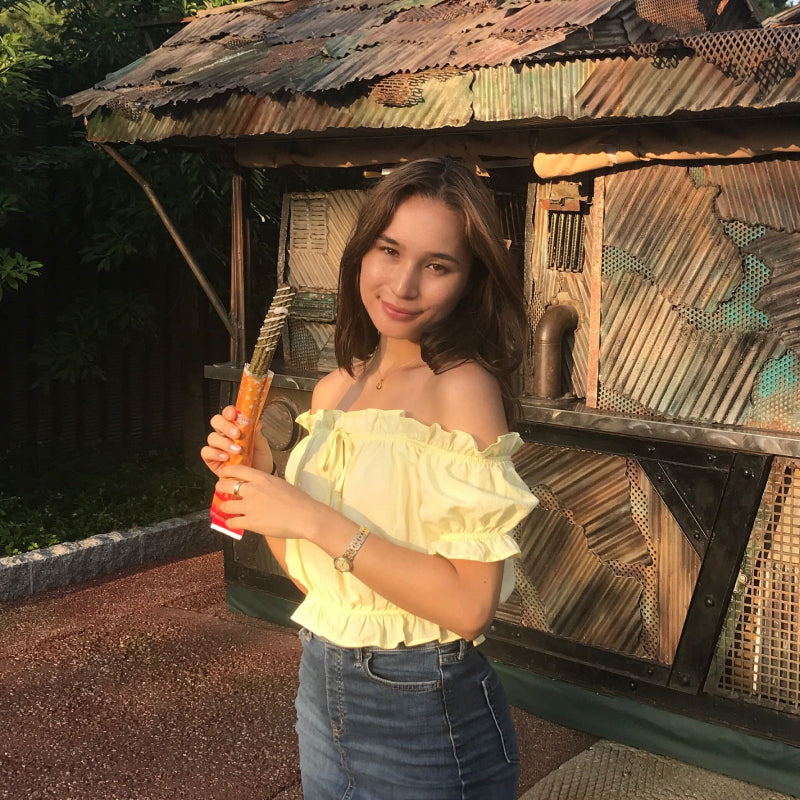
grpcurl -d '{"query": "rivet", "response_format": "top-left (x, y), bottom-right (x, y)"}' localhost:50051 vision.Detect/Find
top-left (705, 595), bottom-right (715, 607)
top-left (680, 674), bottom-right (691, 687)
top-left (706, 453), bottom-right (716, 462)
top-left (743, 469), bottom-right (754, 478)
top-left (629, 681), bottom-right (638, 691)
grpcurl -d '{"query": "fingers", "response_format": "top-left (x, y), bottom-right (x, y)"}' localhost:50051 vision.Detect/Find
top-left (219, 463), bottom-right (264, 482)
top-left (211, 413), bottom-right (244, 442)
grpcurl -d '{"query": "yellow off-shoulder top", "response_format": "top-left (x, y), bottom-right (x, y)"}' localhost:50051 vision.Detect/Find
top-left (283, 408), bottom-right (538, 648)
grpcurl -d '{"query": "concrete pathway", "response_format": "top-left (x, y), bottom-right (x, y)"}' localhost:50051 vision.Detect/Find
top-left (0, 552), bottom-right (594, 799)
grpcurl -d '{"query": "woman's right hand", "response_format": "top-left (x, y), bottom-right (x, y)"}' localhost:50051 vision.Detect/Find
top-left (201, 405), bottom-right (274, 477)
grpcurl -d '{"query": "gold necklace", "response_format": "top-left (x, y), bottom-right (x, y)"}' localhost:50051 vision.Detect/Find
top-left (372, 355), bottom-right (423, 390)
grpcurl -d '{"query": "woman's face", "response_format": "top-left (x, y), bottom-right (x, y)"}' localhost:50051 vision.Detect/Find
top-left (359, 195), bottom-right (472, 343)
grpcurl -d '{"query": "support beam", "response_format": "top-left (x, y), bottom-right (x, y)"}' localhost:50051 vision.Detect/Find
top-left (230, 171), bottom-right (248, 363)
top-left (99, 143), bottom-right (236, 341)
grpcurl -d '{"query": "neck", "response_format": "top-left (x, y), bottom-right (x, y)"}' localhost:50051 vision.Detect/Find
top-left (370, 337), bottom-right (426, 391)
top-left (375, 336), bottom-right (422, 369)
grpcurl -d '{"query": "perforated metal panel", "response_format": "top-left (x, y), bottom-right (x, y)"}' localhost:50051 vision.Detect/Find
top-left (708, 459), bottom-right (800, 714)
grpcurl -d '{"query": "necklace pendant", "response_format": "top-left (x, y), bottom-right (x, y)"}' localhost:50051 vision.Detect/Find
top-left (375, 378), bottom-right (384, 390)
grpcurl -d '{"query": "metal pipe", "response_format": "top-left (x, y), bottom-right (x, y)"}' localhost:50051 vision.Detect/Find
top-left (532, 300), bottom-right (579, 398)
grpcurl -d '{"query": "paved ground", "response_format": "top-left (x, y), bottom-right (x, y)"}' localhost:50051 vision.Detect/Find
top-left (0, 552), bottom-right (597, 800)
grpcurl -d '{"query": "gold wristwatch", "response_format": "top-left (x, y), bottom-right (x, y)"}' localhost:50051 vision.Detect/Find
top-left (333, 525), bottom-right (370, 572)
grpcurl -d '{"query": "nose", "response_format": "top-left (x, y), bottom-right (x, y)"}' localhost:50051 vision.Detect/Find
top-left (392, 261), bottom-right (420, 299)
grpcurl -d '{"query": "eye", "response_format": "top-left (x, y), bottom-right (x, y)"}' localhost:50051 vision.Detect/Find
top-left (381, 246), bottom-right (399, 257)
top-left (427, 262), bottom-right (448, 273)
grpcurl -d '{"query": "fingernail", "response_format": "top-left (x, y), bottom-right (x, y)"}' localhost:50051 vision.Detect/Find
top-left (230, 443), bottom-right (242, 453)
top-left (230, 428), bottom-right (239, 438)
top-left (218, 453), bottom-right (228, 460)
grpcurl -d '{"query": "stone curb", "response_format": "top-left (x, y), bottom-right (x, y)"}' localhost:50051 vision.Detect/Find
top-left (0, 510), bottom-right (221, 601)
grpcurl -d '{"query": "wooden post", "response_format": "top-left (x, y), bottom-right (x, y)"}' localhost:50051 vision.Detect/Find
top-left (584, 174), bottom-right (605, 408)
top-left (230, 171), bottom-right (248, 364)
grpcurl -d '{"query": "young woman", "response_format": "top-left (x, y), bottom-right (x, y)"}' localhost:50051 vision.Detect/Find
top-left (201, 158), bottom-right (538, 799)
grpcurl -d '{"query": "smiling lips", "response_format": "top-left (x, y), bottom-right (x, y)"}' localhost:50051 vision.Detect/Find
top-left (381, 300), bottom-right (420, 320)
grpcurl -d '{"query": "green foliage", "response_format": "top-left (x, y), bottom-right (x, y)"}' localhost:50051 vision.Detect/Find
top-left (0, 446), bottom-right (213, 556)
top-left (0, 247), bottom-right (42, 299)
top-left (753, 0), bottom-right (797, 16)
top-left (29, 287), bottom-right (157, 382)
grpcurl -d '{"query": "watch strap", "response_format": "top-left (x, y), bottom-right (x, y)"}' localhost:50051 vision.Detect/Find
top-left (334, 525), bottom-right (370, 571)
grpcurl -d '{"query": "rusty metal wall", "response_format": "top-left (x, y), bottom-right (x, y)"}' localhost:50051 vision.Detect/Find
top-left (597, 158), bottom-right (800, 435)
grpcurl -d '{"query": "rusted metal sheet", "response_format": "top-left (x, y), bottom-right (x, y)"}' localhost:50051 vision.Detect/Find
top-left (648, 473), bottom-right (701, 664)
top-left (600, 270), bottom-right (782, 424)
top-left (515, 506), bottom-right (645, 654)
top-left (500, 0), bottom-right (623, 32)
top-left (287, 190), bottom-right (364, 289)
top-left (65, 0), bottom-right (800, 146)
top-left (576, 55), bottom-right (762, 119)
top-left (514, 444), bottom-right (650, 565)
top-left (709, 160), bottom-right (800, 234)
top-left (472, 60), bottom-right (593, 124)
top-left (561, 269), bottom-right (591, 400)
top-left (634, 0), bottom-right (708, 34)
top-left (604, 165), bottom-right (741, 313)
top-left (746, 230), bottom-right (800, 357)
top-left (83, 69), bottom-right (475, 142)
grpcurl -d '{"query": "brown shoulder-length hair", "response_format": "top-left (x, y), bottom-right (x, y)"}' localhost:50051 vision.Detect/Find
top-left (335, 157), bottom-right (527, 422)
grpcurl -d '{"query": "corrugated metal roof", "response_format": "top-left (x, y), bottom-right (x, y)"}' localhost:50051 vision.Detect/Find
top-left (64, 0), bottom-right (800, 145)
top-left (604, 165), bottom-right (741, 313)
top-left (575, 55), bottom-right (763, 119)
top-left (709, 160), bottom-right (800, 234)
top-left (747, 230), bottom-right (800, 358)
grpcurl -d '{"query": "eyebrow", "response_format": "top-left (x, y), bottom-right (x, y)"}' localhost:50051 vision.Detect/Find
top-left (376, 234), bottom-right (463, 265)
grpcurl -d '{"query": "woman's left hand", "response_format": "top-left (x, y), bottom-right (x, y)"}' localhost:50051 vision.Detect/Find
top-left (216, 464), bottom-right (329, 539)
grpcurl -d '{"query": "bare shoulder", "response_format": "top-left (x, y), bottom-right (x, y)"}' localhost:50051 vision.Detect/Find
top-left (430, 361), bottom-right (508, 448)
top-left (311, 367), bottom-right (357, 411)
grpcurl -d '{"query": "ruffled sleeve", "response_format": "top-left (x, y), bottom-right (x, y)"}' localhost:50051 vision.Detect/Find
top-left (418, 432), bottom-right (538, 562)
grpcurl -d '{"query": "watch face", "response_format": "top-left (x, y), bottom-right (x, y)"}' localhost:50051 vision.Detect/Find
top-left (333, 556), bottom-right (353, 572)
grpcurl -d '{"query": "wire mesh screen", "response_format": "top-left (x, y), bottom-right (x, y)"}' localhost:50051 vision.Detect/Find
top-left (707, 459), bottom-right (800, 713)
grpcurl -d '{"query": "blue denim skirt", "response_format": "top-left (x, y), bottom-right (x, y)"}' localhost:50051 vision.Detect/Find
top-left (294, 628), bottom-right (520, 799)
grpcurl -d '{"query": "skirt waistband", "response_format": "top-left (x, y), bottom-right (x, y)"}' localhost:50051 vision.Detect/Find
top-left (299, 627), bottom-right (473, 659)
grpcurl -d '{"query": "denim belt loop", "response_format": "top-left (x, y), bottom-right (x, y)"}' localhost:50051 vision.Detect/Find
top-left (353, 647), bottom-right (365, 667)
top-left (458, 639), bottom-right (471, 659)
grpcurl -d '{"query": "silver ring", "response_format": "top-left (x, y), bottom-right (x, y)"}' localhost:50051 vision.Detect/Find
top-left (232, 480), bottom-right (243, 497)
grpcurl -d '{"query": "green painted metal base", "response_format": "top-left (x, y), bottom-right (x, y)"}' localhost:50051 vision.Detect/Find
top-left (226, 582), bottom-right (800, 798)
top-left (495, 663), bottom-right (800, 799)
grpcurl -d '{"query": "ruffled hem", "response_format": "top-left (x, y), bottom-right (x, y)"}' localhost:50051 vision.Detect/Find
top-left (296, 408), bottom-right (524, 460)
top-left (431, 532), bottom-right (521, 562)
top-left (291, 594), bottom-right (463, 649)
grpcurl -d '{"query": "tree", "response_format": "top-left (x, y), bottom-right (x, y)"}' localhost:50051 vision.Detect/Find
top-left (754, 0), bottom-right (798, 17)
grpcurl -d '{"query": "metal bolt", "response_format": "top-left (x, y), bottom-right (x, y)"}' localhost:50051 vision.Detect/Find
top-left (743, 468), bottom-right (754, 478)
top-left (704, 595), bottom-right (715, 607)
top-left (680, 674), bottom-right (691, 687)
top-left (646, 667), bottom-right (655, 677)
top-left (629, 681), bottom-right (638, 691)
top-left (706, 453), bottom-right (716, 462)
